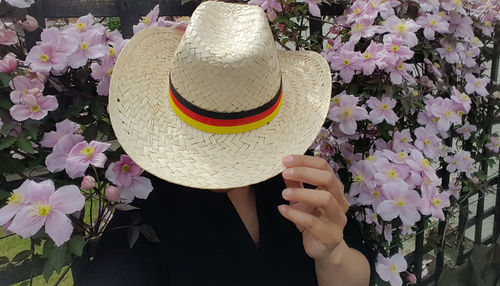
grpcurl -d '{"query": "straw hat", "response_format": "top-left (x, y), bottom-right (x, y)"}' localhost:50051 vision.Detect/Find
top-left (108, 0), bottom-right (332, 189)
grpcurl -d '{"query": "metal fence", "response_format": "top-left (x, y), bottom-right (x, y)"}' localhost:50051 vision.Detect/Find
top-left (7, 0), bottom-right (500, 285)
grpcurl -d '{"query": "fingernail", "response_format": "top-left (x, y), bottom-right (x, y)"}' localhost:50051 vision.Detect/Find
top-left (282, 155), bottom-right (293, 164)
top-left (282, 188), bottom-right (292, 198)
top-left (278, 204), bottom-right (287, 213)
top-left (282, 168), bottom-right (293, 177)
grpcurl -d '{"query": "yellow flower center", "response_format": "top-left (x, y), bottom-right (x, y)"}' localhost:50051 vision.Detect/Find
top-left (396, 199), bottom-right (405, 207)
top-left (81, 146), bottom-right (95, 158)
top-left (446, 46), bottom-right (453, 52)
top-left (325, 43), bottom-right (331, 50)
top-left (363, 52), bottom-right (371, 59)
top-left (454, 0), bottom-right (462, 6)
top-left (373, 190), bottom-right (380, 198)
top-left (473, 37), bottom-right (480, 44)
top-left (354, 24), bottom-right (364, 31)
top-left (433, 62), bottom-right (440, 68)
top-left (466, 51), bottom-right (472, 57)
top-left (391, 45), bottom-right (399, 52)
top-left (370, 1), bottom-right (376, 8)
top-left (366, 155), bottom-right (376, 162)
top-left (390, 264), bottom-right (398, 272)
top-left (381, 104), bottom-right (389, 110)
top-left (35, 203), bottom-right (51, 217)
top-left (444, 110), bottom-right (451, 117)
top-left (425, 139), bottom-right (431, 145)
top-left (422, 158), bottom-right (430, 167)
top-left (433, 117), bottom-right (439, 123)
top-left (397, 63), bottom-right (403, 70)
top-left (142, 16), bottom-right (150, 24)
top-left (80, 42), bottom-right (88, 50)
top-left (401, 137), bottom-right (407, 142)
top-left (333, 97), bottom-right (340, 104)
top-left (475, 80), bottom-right (481, 86)
top-left (8, 192), bottom-right (22, 205)
top-left (396, 23), bottom-right (406, 32)
top-left (109, 47), bottom-right (116, 56)
top-left (430, 19), bottom-right (437, 26)
top-left (343, 108), bottom-right (351, 116)
top-left (76, 22), bottom-right (86, 31)
top-left (344, 58), bottom-right (351, 66)
top-left (457, 111), bottom-right (464, 116)
top-left (432, 198), bottom-right (441, 206)
top-left (106, 68), bottom-right (113, 76)
top-left (461, 93), bottom-right (469, 100)
top-left (121, 164), bottom-right (130, 173)
top-left (30, 105), bottom-right (40, 113)
top-left (354, 175), bottom-right (364, 182)
top-left (485, 21), bottom-right (492, 27)
top-left (353, 8), bottom-right (360, 14)
top-left (387, 169), bottom-right (398, 179)
top-left (40, 54), bottom-right (50, 62)
top-left (398, 152), bottom-right (406, 159)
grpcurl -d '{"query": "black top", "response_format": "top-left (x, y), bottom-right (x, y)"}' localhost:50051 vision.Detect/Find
top-left (75, 174), bottom-right (375, 286)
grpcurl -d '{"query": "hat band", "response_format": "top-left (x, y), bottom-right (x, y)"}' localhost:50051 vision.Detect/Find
top-left (168, 74), bottom-right (283, 134)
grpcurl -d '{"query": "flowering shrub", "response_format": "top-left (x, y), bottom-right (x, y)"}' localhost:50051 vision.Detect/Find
top-left (0, 0), bottom-right (498, 285)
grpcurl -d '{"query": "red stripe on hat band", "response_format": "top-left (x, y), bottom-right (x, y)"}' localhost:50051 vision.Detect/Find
top-left (168, 84), bottom-right (283, 127)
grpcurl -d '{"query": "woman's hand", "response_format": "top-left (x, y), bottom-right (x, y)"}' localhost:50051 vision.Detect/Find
top-left (277, 154), bottom-right (350, 261)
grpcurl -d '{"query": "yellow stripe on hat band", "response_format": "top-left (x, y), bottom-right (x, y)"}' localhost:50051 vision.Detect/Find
top-left (169, 94), bottom-right (283, 134)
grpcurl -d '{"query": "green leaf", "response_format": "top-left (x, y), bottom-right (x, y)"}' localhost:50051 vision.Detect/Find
top-left (90, 100), bottom-right (106, 119)
top-left (0, 73), bottom-right (13, 86)
top-left (138, 224), bottom-right (160, 243)
top-left (23, 123), bottom-right (40, 140)
top-left (0, 97), bottom-right (13, 109)
top-left (12, 250), bottom-right (33, 263)
top-left (127, 227), bottom-right (140, 248)
top-left (42, 260), bottom-right (53, 282)
top-left (68, 235), bottom-right (85, 257)
top-left (16, 137), bottom-right (34, 154)
top-left (82, 124), bottom-right (97, 141)
top-left (0, 136), bottom-right (16, 150)
top-left (97, 120), bottom-right (114, 137)
top-left (0, 190), bottom-right (9, 200)
top-left (47, 242), bottom-right (69, 274)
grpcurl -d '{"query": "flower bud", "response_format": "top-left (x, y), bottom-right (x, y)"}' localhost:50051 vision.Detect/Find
top-left (105, 186), bottom-right (120, 202)
top-left (0, 53), bottom-right (17, 73)
top-left (407, 273), bottom-right (417, 284)
top-left (81, 176), bottom-right (96, 190)
top-left (21, 15), bottom-right (39, 32)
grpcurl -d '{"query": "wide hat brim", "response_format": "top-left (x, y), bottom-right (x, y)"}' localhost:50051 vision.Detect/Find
top-left (109, 26), bottom-right (332, 189)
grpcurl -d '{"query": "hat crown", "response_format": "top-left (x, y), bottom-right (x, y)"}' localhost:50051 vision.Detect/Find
top-left (170, 1), bottom-right (281, 112)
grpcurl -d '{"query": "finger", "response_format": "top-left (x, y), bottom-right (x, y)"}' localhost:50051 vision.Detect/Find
top-left (282, 167), bottom-right (349, 212)
top-left (282, 188), bottom-right (343, 224)
top-left (277, 204), bottom-right (344, 247)
top-left (282, 155), bottom-right (332, 172)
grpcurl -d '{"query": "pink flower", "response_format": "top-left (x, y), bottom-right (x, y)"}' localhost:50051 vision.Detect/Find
top-left (80, 176), bottom-right (96, 190)
top-left (158, 16), bottom-right (190, 31)
top-left (366, 96), bottom-right (398, 125)
top-left (416, 12), bottom-right (449, 40)
top-left (133, 5), bottom-right (161, 34)
top-left (327, 92), bottom-right (368, 135)
top-left (374, 158), bottom-right (410, 185)
top-left (21, 15), bottom-right (39, 32)
top-left (430, 98), bottom-right (461, 132)
top-left (363, 0), bottom-right (394, 20)
top-left (436, 39), bottom-right (463, 64)
top-left (383, 16), bottom-right (421, 48)
top-left (40, 119), bottom-right (80, 148)
top-left (67, 30), bottom-right (108, 68)
top-left (461, 46), bottom-right (480, 68)
top-left (349, 160), bottom-right (376, 196)
top-left (408, 273), bottom-right (417, 284)
top-left (5, 0), bottom-right (34, 8)
top-left (118, 176), bottom-right (154, 203)
top-left (105, 155), bottom-right (143, 187)
top-left (10, 94), bottom-right (58, 121)
top-left (0, 53), bottom-right (17, 73)
top-left (248, 0), bottom-right (283, 21)
top-left (420, 183), bottom-right (450, 220)
top-left (68, 13), bottom-right (106, 35)
top-left (456, 122), bottom-right (476, 140)
top-left (383, 35), bottom-right (414, 61)
top-left (414, 127), bottom-right (441, 159)
top-left (376, 253), bottom-right (407, 286)
top-left (45, 134), bottom-right (84, 173)
top-left (0, 29), bottom-right (18, 46)
top-left (304, 0), bottom-right (321, 17)
top-left (0, 180), bottom-right (31, 226)
top-left (9, 75), bottom-right (44, 104)
top-left (384, 58), bottom-right (415, 85)
top-left (377, 181), bottom-right (421, 226)
top-left (448, 13), bottom-right (473, 39)
top-left (464, 73), bottom-right (488, 97)
top-left (105, 186), bottom-right (120, 202)
top-left (486, 136), bottom-right (500, 153)
top-left (360, 41), bottom-right (385, 75)
top-left (90, 56), bottom-right (115, 96)
top-left (328, 43), bottom-right (363, 83)
top-left (7, 180), bottom-right (85, 246)
top-left (65, 141), bottom-right (111, 179)
top-left (451, 87), bottom-right (471, 113)
top-left (392, 129), bottom-right (413, 152)
top-left (406, 149), bottom-right (438, 181)
top-left (349, 18), bottom-right (380, 45)
top-left (442, 0), bottom-right (466, 15)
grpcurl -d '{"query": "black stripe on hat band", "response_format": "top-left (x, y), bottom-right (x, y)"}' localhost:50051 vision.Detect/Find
top-left (168, 73), bottom-right (283, 120)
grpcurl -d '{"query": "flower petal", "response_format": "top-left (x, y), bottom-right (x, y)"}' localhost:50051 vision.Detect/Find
top-left (45, 209), bottom-right (73, 246)
top-left (50, 185), bottom-right (85, 214)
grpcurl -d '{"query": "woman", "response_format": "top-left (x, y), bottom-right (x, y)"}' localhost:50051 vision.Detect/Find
top-left (76, 1), bottom-right (374, 285)
top-left (76, 155), bottom-right (373, 286)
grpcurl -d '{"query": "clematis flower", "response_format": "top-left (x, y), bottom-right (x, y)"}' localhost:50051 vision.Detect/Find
top-left (430, 98), bottom-right (461, 132)
top-left (9, 75), bottom-right (44, 104)
top-left (45, 134), bottom-right (84, 173)
top-left (360, 41), bottom-right (385, 75)
top-left (133, 5), bottom-right (161, 34)
top-left (383, 16), bottom-right (421, 48)
top-left (21, 15), bottom-right (39, 32)
top-left (0, 180), bottom-right (31, 226)
top-left (0, 53), bottom-right (17, 73)
top-left (461, 46), bottom-right (480, 68)
top-left (65, 141), bottom-right (111, 179)
top-left (40, 119), bottom-right (80, 148)
top-left (448, 13), bottom-right (473, 39)
top-left (349, 160), bottom-right (376, 196)
top-left (348, 18), bottom-right (380, 45)
top-left (328, 43), bottom-right (363, 83)
top-left (464, 73), bottom-right (488, 97)
top-left (364, 0), bottom-right (394, 20)
top-left (392, 129), bottom-right (413, 152)
top-left (7, 180), bottom-right (85, 246)
top-left (327, 92), bottom-right (368, 135)
top-left (10, 94), bottom-right (58, 122)
top-left (376, 253), bottom-right (407, 286)
top-left (67, 30), bottom-right (108, 68)
top-left (420, 183), bottom-right (450, 220)
top-left (118, 176), bottom-right (154, 203)
top-left (374, 158), bottom-right (410, 186)
top-left (0, 28), bottom-right (18, 46)
top-left (455, 122), bottom-right (476, 140)
top-left (80, 176), bottom-right (96, 190)
top-left (450, 87), bottom-right (471, 113)
top-left (417, 0), bottom-right (440, 12)
top-left (486, 136), bottom-right (500, 153)
top-left (383, 35), bottom-right (414, 61)
top-left (304, 0), bottom-right (321, 17)
top-left (68, 13), bottom-right (106, 35)
top-left (414, 127), bottom-right (441, 159)
top-left (105, 155), bottom-right (143, 187)
top-left (384, 58), bottom-right (415, 85)
top-left (416, 12), bottom-right (449, 40)
top-left (377, 181), bottom-right (422, 226)
top-left (90, 56), bottom-right (115, 96)
top-left (366, 96), bottom-right (398, 125)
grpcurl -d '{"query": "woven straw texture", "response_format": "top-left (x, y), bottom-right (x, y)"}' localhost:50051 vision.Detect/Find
top-left (109, 1), bottom-right (332, 189)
